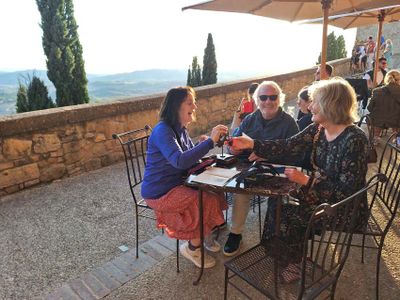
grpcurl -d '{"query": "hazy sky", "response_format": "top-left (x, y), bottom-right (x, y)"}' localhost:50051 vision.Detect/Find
top-left (0, 0), bottom-right (357, 75)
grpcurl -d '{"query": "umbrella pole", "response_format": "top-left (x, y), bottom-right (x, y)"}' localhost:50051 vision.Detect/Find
top-left (320, 0), bottom-right (331, 80)
top-left (373, 10), bottom-right (385, 87)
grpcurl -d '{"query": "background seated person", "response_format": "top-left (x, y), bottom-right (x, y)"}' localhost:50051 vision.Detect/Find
top-left (314, 63), bottom-right (334, 81)
top-left (142, 86), bottom-right (228, 269)
top-left (367, 70), bottom-right (400, 143)
top-left (298, 63), bottom-right (333, 120)
top-left (296, 86), bottom-right (313, 131)
top-left (297, 86), bottom-right (313, 171)
top-left (229, 78), bottom-right (369, 251)
top-left (223, 81), bottom-right (299, 257)
top-left (231, 82), bottom-right (259, 131)
top-left (363, 57), bottom-right (387, 89)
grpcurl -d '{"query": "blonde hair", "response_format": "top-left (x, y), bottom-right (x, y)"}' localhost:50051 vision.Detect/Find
top-left (309, 77), bottom-right (358, 125)
top-left (384, 69), bottom-right (400, 85)
top-left (253, 81), bottom-right (285, 106)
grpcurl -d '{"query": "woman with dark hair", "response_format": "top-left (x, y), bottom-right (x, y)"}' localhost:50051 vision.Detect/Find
top-left (142, 86), bottom-right (228, 269)
top-left (296, 86), bottom-right (313, 131)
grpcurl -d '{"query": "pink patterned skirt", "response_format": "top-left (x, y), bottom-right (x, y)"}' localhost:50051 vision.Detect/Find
top-left (145, 185), bottom-right (227, 240)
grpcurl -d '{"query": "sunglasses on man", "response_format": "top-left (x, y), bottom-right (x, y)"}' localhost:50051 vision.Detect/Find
top-left (259, 95), bottom-right (278, 101)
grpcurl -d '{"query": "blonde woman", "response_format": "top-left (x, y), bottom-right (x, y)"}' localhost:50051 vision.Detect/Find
top-left (229, 78), bottom-right (369, 281)
top-left (368, 70), bottom-right (400, 140)
top-left (383, 39), bottom-right (393, 69)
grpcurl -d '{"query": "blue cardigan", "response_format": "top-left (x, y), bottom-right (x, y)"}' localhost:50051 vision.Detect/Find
top-left (141, 121), bottom-right (214, 199)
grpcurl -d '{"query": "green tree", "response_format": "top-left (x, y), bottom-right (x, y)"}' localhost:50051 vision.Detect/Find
top-left (202, 33), bottom-right (217, 85)
top-left (187, 56), bottom-right (202, 87)
top-left (16, 76), bottom-right (55, 113)
top-left (65, 0), bottom-right (89, 104)
top-left (317, 31), bottom-right (347, 63)
top-left (36, 0), bottom-right (89, 107)
top-left (186, 66), bottom-right (192, 86)
top-left (336, 35), bottom-right (347, 59)
top-left (16, 84), bottom-right (29, 113)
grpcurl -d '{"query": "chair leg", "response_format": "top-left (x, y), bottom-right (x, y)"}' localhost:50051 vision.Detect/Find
top-left (176, 239), bottom-right (180, 273)
top-left (330, 280), bottom-right (338, 300)
top-left (258, 196), bottom-right (262, 240)
top-left (224, 267), bottom-right (229, 300)
top-left (376, 242), bottom-right (384, 300)
top-left (135, 209), bottom-right (139, 259)
top-left (361, 233), bottom-right (366, 263)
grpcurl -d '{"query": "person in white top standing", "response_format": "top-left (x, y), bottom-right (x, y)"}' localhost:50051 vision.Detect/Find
top-left (365, 36), bottom-right (376, 70)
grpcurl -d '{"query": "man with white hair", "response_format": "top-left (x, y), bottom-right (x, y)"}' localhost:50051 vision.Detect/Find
top-left (224, 81), bottom-right (299, 256)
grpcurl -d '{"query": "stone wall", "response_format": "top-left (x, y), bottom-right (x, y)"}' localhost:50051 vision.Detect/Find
top-left (0, 58), bottom-right (350, 197)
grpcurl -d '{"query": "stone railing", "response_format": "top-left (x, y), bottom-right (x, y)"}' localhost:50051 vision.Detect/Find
top-left (0, 58), bottom-right (350, 196)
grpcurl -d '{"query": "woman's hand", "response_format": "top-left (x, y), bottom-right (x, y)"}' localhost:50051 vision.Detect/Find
top-left (248, 152), bottom-right (262, 162)
top-left (197, 135), bottom-right (209, 143)
top-left (210, 124), bottom-right (229, 144)
top-left (228, 134), bottom-right (254, 151)
top-left (284, 168), bottom-right (309, 186)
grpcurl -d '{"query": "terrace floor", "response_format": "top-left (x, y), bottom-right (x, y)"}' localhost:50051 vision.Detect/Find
top-left (1, 108), bottom-right (400, 299)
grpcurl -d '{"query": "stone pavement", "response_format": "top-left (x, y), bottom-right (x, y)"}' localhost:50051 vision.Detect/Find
top-left (44, 235), bottom-right (177, 300)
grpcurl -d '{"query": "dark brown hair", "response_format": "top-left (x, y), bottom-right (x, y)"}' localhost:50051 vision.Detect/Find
top-left (159, 86), bottom-right (195, 126)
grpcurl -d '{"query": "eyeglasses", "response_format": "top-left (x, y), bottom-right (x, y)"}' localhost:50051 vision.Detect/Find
top-left (259, 95), bottom-right (278, 101)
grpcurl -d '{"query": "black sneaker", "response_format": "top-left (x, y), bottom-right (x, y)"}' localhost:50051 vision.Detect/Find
top-left (223, 233), bottom-right (242, 256)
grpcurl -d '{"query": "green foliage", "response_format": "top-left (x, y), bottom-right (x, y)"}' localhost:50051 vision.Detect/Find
top-left (36, 0), bottom-right (89, 106)
top-left (317, 32), bottom-right (347, 63)
top-left (16, 76), bottom-right (55, 113)
top-left (186, 66), bottom-right (191, 86)
top-left (202, 33), bottom-right (217, 85)
top-left (16, 84), bottom-right (29, 113)
top-left (187, 56), bottom-right (202, 87)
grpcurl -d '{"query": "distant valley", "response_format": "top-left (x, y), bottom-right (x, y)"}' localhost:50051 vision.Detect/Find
top-left (0, 69), bottom-right (260, 116)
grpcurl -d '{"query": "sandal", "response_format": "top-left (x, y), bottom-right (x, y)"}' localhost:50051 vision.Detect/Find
top-left (280, 263), bottom-right (301, 284)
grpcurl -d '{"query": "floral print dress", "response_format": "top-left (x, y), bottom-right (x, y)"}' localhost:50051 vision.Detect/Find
top-left (255, 123), bottom-right (369, 249)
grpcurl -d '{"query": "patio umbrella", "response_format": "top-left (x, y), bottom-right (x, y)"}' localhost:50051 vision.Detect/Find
top-left (182, 0), bottom-right (400, 79)
top-left (305, 4), bottom-right (400, 86)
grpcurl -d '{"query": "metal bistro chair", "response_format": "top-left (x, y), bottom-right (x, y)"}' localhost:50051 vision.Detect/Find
top-left (223, 174), bottom-right (386, 300)
top-left (351, 132), bottom-right (400, 299)
top-left (113, 125), bottom-right (180, 271)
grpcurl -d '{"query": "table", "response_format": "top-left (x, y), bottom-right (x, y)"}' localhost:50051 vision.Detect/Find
top-left (185, 162), bottom-right (298, 285)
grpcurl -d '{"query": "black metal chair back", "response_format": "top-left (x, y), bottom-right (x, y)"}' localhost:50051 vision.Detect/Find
top-left (224, 174), bottom-right (385, 300)
top-left (113, 125), bottom-right (151, 205)
top-left (113, 126), bottom-right (180, 271)
top-left (356, 133), bottom-right (400, 299)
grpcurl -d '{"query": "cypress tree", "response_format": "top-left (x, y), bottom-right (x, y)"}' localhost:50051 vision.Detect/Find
top-left (16, 76), bottom-right (54, 113)
top-left (27, 76), bottom-right (55, 111)
top-left (36, 0), bottom-right (89, 106)
top-left (317, 31), bottom-right (347, 63)
top-left (65, 0), bottom-right (89, 104)
top-left (189, 56), bottom-right (202, 87)
top-left (202, 33), bottom-right (217, 85)
top-left (186, 66), bottom-right (192, 86)
top-left (16, 84), bottom-right (29, 113)
top-left (194, 64), bottom-right (202, 87)
top-left (336, 35), bottom-right (347, 59)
